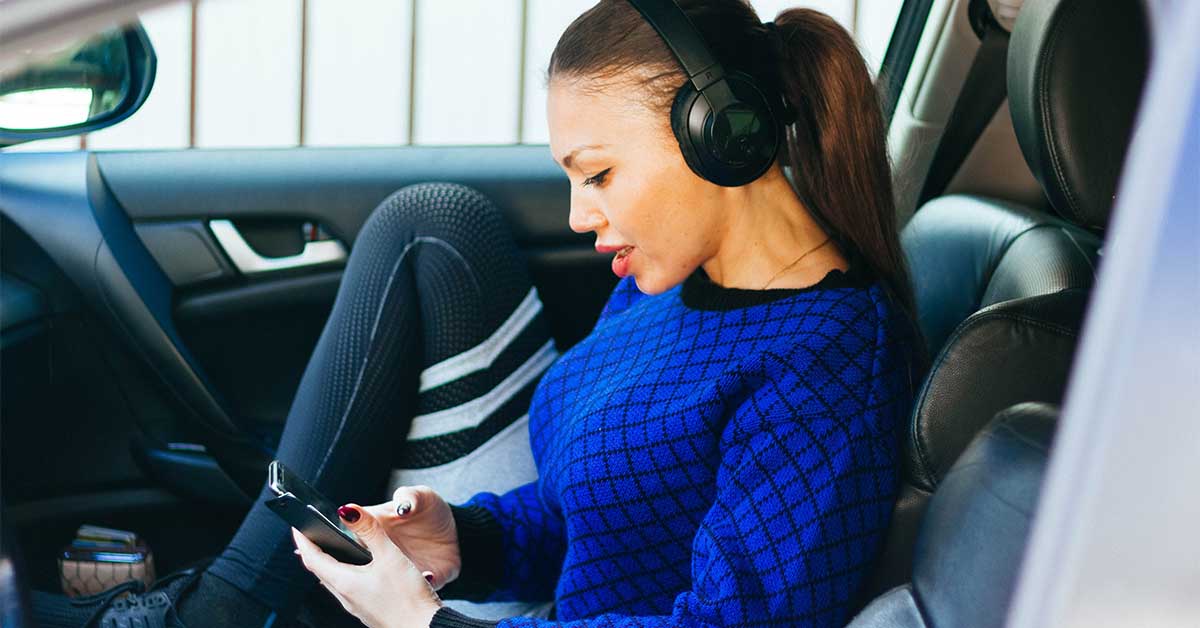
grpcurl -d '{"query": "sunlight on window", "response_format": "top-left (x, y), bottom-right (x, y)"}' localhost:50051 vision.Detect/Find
top-left (194, 0), bottom-right (301, 148)
top-left (305, 0), bottom-right (413, 146)
top-left (414, 0), bottom-right (522, 145)
top-left (5, 0), bottom-right (905, 151)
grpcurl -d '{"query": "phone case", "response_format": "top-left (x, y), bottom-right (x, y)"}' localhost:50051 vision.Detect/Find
top-left (266, 495), bottom-right (372, 565)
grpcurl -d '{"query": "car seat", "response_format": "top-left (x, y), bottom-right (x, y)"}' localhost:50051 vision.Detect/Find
top-left (849, 402), bottom-right (1060, 627)
top-left (865, 0), bottom-right (1149, 597)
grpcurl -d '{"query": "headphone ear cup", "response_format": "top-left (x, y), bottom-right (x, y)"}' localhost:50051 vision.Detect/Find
top-left (668, 73), bottom-right (782, 187)
top-left (669, 83), bottom-right (710, 182)
top-left (707, 74), bottom-right (779, 178)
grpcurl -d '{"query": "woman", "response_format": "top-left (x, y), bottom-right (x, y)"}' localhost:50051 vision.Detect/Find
top-left (291, 1), bottom-right (919, 626)
top-left (38, 1), bottom-right (917, 627)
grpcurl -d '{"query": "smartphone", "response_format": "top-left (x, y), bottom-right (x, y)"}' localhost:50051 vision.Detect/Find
top-left (265, 460), bottom-right (373, 565)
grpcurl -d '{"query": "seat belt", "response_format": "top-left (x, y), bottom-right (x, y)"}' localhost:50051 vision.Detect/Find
top-left (916, 2), bottom-right (1012, 207)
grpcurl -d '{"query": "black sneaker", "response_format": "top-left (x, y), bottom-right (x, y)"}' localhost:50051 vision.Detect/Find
top-left (77, 558), bottom-right (211, 628)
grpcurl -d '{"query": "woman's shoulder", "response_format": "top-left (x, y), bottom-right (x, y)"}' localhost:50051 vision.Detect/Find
top-left (739, 263), bottom-right (911, 371)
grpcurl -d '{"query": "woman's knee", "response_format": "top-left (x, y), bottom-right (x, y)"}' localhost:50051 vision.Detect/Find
top-left (360, 182), bottom-right (508, 249)
top-left (347, 182), bottom-right (529, 307)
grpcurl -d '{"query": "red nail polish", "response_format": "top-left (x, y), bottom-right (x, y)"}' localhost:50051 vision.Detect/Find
top-left (424, 573), bottom-right (434, 584)
top-left (337, 505), bottom-right (361, 523)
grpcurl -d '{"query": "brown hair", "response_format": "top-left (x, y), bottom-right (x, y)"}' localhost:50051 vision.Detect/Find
top-left (549, 0), bottom-right (918, 328)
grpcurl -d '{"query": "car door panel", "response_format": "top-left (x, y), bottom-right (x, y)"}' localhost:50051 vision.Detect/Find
top-left (93, 145), bottom-right (613, 436)
top-left (0, 145), bottom-right (612, 584)
top-left (96, 147), bottom-right (581, 246)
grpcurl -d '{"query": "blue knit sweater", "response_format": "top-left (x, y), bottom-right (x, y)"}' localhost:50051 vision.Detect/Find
top-left (432, 263), bottom-right (916, 627)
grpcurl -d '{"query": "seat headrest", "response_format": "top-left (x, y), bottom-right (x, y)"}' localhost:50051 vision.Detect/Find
top-left (1007, 0), bottom-right (1150, 231)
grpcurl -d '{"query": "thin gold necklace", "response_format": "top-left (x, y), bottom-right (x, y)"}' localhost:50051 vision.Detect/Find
top-left (759, 236), bottom-right (832, 290)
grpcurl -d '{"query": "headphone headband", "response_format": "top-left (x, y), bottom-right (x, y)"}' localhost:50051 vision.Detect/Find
top-left (625, 0), bottom-right (783, 187)
top-left (625, 0), bottom-right (722, 88)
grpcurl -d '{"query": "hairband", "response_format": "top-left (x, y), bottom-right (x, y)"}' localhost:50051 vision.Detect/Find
top-left (763, 21), bottom-right (785, 51)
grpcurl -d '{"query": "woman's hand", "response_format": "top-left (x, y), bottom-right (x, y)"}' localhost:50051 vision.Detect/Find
top-left (292, 504), bottom-right (441, 628)
top-left (361, 485), bottom-right (461, 590)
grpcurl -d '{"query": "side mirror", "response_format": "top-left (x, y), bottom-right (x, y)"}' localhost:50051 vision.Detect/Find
top-left (0, 24), bottom-right (156, 146)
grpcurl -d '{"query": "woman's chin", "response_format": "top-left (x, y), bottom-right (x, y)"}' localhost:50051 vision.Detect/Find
top-left (631, 270), bottom-right (683, 296)
top-left (631, 274), bottom-right (655, 295)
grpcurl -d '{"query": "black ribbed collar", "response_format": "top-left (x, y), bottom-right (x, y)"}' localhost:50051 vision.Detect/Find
top-left (680, 260), bottom-right (874, 311)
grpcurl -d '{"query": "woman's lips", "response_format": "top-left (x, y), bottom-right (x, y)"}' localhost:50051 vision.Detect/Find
top-left (611, 246), bottom-right (634, 278)
top-left (596, 243), bottom-right (635, 278)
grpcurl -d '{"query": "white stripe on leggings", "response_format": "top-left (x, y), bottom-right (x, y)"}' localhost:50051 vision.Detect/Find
top-left (408, 340), bottom-right (557, 439)
top-left (418, 287), bottom-right (543, 393)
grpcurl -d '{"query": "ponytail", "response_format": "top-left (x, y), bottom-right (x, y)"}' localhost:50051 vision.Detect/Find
top-left (770, 9), bottom-right (918, 327)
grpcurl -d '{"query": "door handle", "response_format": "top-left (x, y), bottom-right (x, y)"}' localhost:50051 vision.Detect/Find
top-left (209, 219), bottom-right (347, 275)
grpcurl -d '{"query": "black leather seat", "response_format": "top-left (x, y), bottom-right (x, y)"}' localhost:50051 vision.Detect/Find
top-left (848, 402), bottom-right (1060, 627)
top-left (864, 0), bottom-right (1149, 596)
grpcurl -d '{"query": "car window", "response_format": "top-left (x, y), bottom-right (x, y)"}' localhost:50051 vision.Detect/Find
top-left (6, 0), bottom-right (904, 152)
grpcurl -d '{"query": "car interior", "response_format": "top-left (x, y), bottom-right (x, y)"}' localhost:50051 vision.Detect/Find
top-left (0, 0), bottom-right (1152, 625)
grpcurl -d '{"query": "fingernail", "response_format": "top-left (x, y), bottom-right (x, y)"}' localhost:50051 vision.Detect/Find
top-left (294, 549), bottom-right (301, 555)
top-left (423, 571), bottom-right (434, 584)
top-left (396, 501), bottom-right (412, 517)
top-left (337, 505), bottom-right (361, 523)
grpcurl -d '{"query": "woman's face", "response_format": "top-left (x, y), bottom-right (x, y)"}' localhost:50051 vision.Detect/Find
top-left (547, 77), bottom-right (730, 295)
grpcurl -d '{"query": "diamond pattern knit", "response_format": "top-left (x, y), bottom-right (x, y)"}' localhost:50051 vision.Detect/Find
top-left (433, 267), bottom-right (916, 627)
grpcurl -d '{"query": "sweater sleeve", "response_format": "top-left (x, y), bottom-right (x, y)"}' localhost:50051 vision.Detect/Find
top-left (437, 480), bottom-right (568, 604)
top-left (431, 400), bottom-right (899, 627)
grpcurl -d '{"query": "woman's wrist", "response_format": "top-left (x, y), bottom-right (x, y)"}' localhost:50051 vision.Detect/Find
top-left (437, 505), bottom-right (506, 601)
top-left (411, 599), bottom-right (444, 628)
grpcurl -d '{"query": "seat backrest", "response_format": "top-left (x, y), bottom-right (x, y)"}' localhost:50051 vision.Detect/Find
top-left (864, 0), bottom-right (1149, 597)
top-left (847, 402), bottom-right (1059, 628)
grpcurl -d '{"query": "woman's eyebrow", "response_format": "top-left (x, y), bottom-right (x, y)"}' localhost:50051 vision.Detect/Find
top-left (558, 144), bottom-right (607, 170)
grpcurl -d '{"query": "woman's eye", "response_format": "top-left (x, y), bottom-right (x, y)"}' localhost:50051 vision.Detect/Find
top-left (582, 168), bottom-right (611, 187)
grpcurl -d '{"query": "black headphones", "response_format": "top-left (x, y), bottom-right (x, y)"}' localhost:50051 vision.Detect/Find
top-left (626, 0), bottom-right (787, 187)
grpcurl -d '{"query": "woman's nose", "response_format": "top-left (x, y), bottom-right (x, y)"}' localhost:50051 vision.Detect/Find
top-left (568, 193), bottom-right (606, 234)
